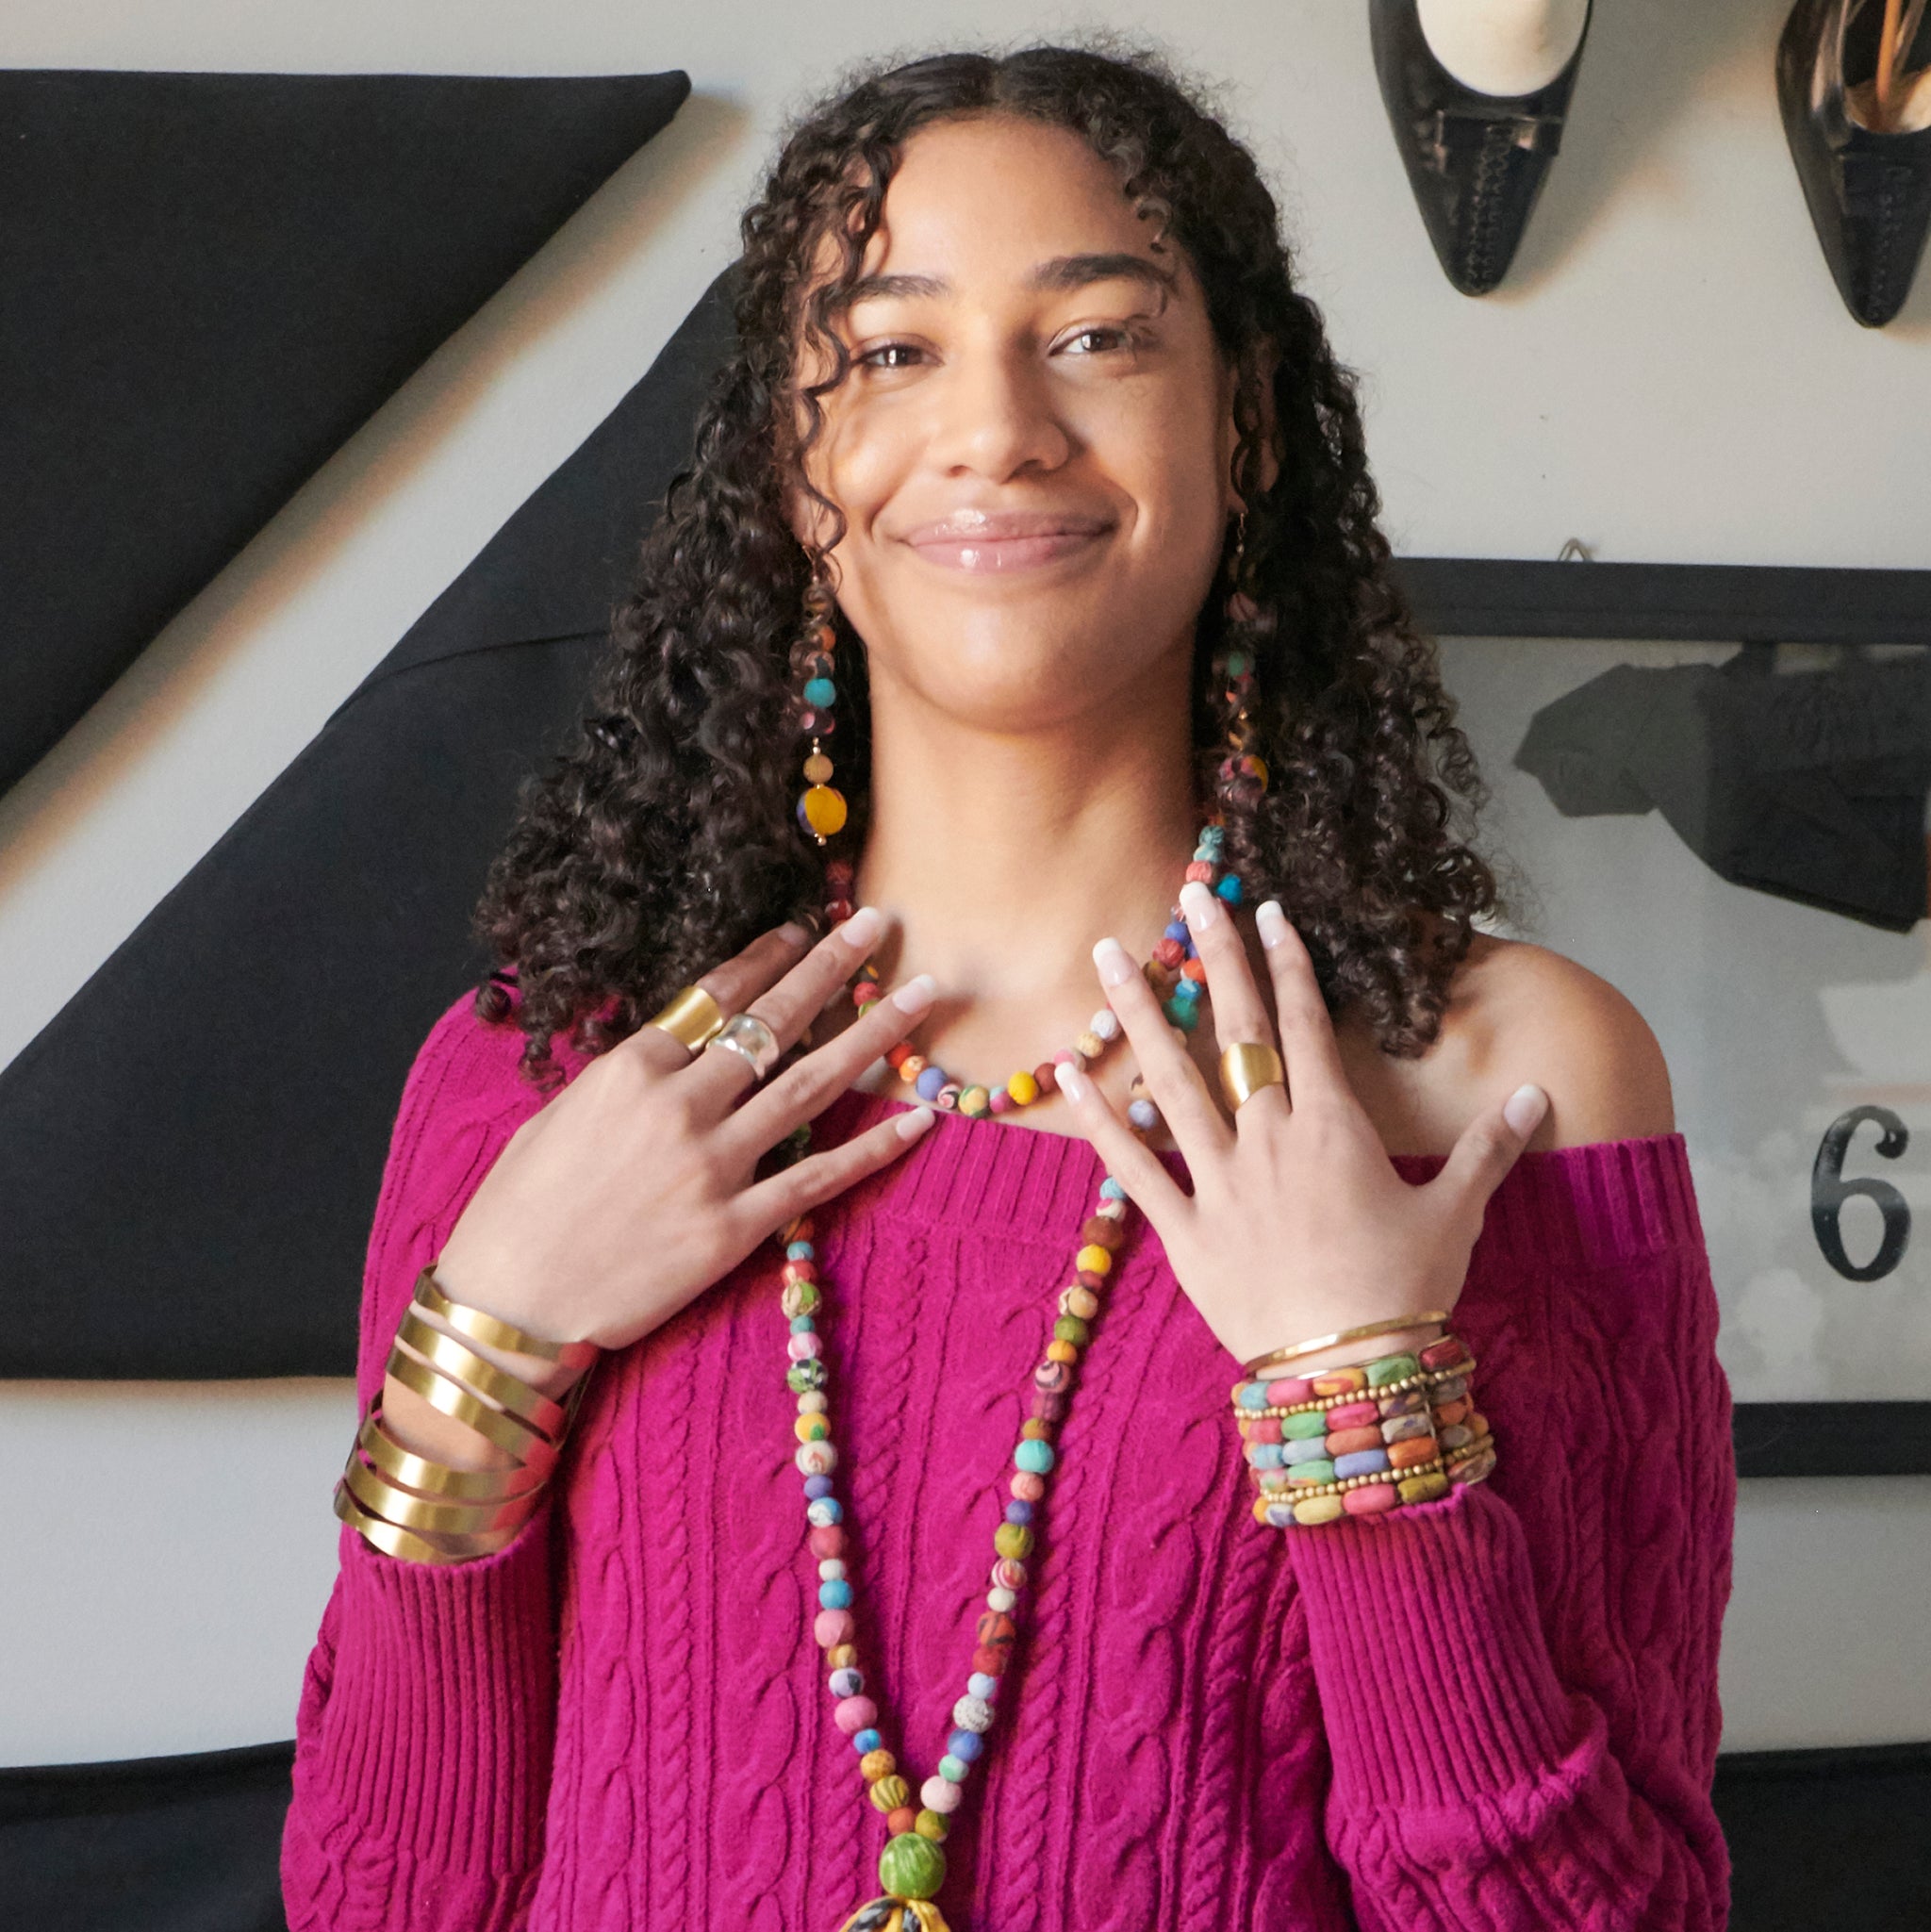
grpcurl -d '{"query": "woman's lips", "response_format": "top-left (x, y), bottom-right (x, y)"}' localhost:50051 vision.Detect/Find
top-left (906, 528), bottom-right (1110, 572)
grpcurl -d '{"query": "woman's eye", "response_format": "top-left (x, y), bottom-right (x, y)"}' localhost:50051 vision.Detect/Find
top-left (854, 342), bottom-right (924, 370)
top-left (1062, 324), bottom-right (1139, 354)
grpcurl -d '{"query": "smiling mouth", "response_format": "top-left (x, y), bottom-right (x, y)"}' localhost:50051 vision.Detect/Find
top-left (905, 528), bottom-right (1112, 573)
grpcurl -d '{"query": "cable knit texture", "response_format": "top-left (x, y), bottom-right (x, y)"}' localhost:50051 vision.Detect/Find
top-left (283, 989), bottom-right (1736, 1930)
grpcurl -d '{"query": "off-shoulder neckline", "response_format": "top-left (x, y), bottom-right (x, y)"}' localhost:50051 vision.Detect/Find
top-left (818, 1082), bottom-right (1686, 1165)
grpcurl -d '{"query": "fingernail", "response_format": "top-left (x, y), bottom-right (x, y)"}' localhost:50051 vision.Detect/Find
top-left (841, 905), bottom-right (882, 949)
top-left (1256, 900), bottom-right (1289, 949)
top-left (891, 972), bottom-right (935, 1015)
top-left (1504, 1082), bottom-right (1548, 1136)
top-left (1092, 936), bottom-right (1135, 987)
top-left (1056, 1063), bottom-right (1087, 1100)
top-left (897, 1104), bottom-right (937, 1140)
top-left (777, 920), bottom-right (811, 945)
top-left (1179, 879), bottom-right (1220, 928)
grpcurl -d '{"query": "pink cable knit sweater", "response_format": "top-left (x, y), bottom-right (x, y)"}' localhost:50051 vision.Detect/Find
top-left (283, 987), bottom-right (1736, 1930)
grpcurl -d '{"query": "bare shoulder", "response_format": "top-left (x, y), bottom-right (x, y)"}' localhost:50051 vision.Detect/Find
top-left (1454, 933), bottom-right (1677, 1150)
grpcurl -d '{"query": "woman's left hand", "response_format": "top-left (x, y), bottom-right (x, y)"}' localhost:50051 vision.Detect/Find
top-left (1053, 881), bottom-right (1549, 1373)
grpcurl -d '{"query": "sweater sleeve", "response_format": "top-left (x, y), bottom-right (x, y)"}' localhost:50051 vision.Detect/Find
top-left (281, 992), bottom-right (569, 1932)
top-left (1284, 1135), bottom-right (1736, 1931)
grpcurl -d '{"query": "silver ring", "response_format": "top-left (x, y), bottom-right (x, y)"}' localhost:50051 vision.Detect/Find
top-left (706, 1012), bottom-right (782, 1083)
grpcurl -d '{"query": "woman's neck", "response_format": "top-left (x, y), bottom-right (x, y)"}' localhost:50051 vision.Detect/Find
top-left (846, 653), bottom-right (1204, 1112)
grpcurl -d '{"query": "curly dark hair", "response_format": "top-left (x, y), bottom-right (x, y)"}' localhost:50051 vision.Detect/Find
top-left (470, 33), bottom-right (1500, 1089)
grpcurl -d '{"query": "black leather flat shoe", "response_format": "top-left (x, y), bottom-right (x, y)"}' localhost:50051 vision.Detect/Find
top-left (1777, 0), bottom-right (1931, 327)
top-left (1370, 0), bottom-right (1593, 295)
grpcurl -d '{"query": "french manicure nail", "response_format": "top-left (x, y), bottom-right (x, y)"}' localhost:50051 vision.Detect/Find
top-left (1256, 900), bottom-right (1289, 949)
top-left (1092, 937), bottom-right (1134, 987)
top-left (1179, 879), bottom-right (1221, 928)
top-left (1056, 1063), bottom-right (1087, 1100)
top-left (891, 972), bottom-right (936, 1015)
top-left (897, 1104), bottom-right (937, 1140)
top-left (841, 905), bottom-right (883, 949)
top-left (1504, 1082), bottom-right (1548, 1136)
top-left (777, 920), bottom-right (811, 946)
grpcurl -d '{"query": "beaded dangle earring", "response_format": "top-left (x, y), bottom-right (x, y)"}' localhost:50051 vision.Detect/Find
top-left (793, 548), bottom-right (850, 851)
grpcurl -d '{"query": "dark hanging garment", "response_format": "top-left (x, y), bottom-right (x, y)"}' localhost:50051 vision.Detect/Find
top-left (1514, 647), bottom-right (1931, 932)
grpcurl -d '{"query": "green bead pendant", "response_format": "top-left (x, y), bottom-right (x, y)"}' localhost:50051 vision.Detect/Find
top-left (879, 1831), bottom-right (946, 1899)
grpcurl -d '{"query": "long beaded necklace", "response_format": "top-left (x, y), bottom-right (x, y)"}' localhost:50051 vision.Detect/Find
top-left (774, 827), bottom-right (1242, 1931)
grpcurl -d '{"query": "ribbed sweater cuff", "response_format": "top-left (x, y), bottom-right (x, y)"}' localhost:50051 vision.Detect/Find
top-left (314, 1506), bottom-right (557, 1873)
top-left (1286, 1478), bottom-right (1575, 1811)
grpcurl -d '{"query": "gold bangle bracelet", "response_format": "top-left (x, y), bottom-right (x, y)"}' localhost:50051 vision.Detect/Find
top-left (358, 1401), bottom-right (547, 1501)
top-left (413, 1265), bottom-right (601, 1375)
top-left (1240, 1311), bottom-right (1453, 1379)
top-left (386, 1347), bottom-right (560, 1471)
top-left (394, 1309), bottom-right (569, 1439)
top-left (342, 1449), bottom-right (541, 1538)
top-left (333, 1477), bottom-right (522, 1566)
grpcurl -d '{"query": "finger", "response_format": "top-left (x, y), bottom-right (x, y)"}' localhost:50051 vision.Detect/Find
top-left (723, 970), bottom-right (938, 1157)
top-left (1436, 1082), bottom-right (1548, 1220)
top-left (1178, 879), bottom-right (1289, 1127)
top-left (1051, 1061), bottom-right (1189, 1240)
top-left (1092, 935), bottom-right (1231, 1163)
top-left (733, 1101), bottom-right (939, 1237)
top-left (1253, 900), bottom-right (1350, 1109)
top-left (687, 905), bottom-right (887, 1106)
top-left (626, 919), bottom-right (815, 1075)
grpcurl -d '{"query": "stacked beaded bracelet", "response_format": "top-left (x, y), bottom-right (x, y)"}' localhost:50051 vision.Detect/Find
top-left (333, 1265), bottom-right (602, 1566)
top-left (1230, 1331), bottom-right (1497, 1529)
top-left (779, 1154), bottom-right (1140, 1924)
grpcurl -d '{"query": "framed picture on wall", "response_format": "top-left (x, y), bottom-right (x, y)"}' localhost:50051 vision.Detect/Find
top-left (1395, 557), bottom-right (1931, 1478)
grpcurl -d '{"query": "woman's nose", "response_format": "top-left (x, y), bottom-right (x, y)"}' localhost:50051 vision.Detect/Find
top-left (924, 340), bottom-right (1072, 481)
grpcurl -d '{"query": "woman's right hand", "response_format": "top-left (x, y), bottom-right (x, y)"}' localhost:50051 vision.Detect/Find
top-left (424, 905), bottom-right (933, 1360)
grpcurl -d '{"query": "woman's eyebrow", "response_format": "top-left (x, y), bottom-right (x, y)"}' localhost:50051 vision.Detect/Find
top-left (825, 251), bottom-right (1178, 316)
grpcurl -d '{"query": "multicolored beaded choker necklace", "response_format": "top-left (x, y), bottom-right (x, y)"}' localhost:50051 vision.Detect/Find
top-left (775, 827), bottom-right (1242, 1931)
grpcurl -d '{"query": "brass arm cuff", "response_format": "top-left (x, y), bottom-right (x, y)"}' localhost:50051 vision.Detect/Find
top-left (342, 1448), bottom-right (540, 1538)
top-left (394, 1308), bottom-right (569, 1439)
top-left (385, 1347), bottom-right (560, 1472)
top-left (333, 1477), bottom-right (524, 1566)
top-left (412, 1265), bottom-right (601, 1375)
top-left (358, 1398), bottom-right (548, 1501)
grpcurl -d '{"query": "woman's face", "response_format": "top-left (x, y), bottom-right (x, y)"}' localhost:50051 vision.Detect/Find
top-left (788, 112), bottom-right (1258, 735)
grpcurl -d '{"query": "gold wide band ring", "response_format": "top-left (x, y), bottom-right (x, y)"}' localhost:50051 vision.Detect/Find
top-left (1219, 1041), bottom-right (1286, 1113)
top-left (707, 1012), bottom-right (783, 1084)
top-left (646, 983), bottom-right (728, 1055)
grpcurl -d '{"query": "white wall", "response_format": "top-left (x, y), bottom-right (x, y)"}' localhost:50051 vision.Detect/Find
top-left (3, 0), bottom-right (1928, 1767)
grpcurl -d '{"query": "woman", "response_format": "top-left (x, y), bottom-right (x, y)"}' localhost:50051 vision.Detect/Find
top-left (283, 41), bottom-right (1735, 1932)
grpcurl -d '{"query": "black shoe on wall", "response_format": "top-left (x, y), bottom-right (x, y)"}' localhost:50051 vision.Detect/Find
top-left (1777, 0), bottom-right (1931, 327)
top-left (1369, 0), bottom-right (1594, 296)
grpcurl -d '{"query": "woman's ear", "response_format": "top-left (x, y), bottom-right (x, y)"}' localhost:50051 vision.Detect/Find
top-left (783, 474), bottom-right (833, 553)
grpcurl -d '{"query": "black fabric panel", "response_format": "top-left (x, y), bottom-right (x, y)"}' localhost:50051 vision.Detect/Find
top-left (1, 1735), bottom-right (1924, 1928)
top-left (0, 1742), bottom-right (293, 1932)
top-left (1714, 1740), bottom-right (1931, 1928)
top-left (0, 265), bottom-right (740, 1379)
top-left (0, 67), bottom-right (690, 799)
